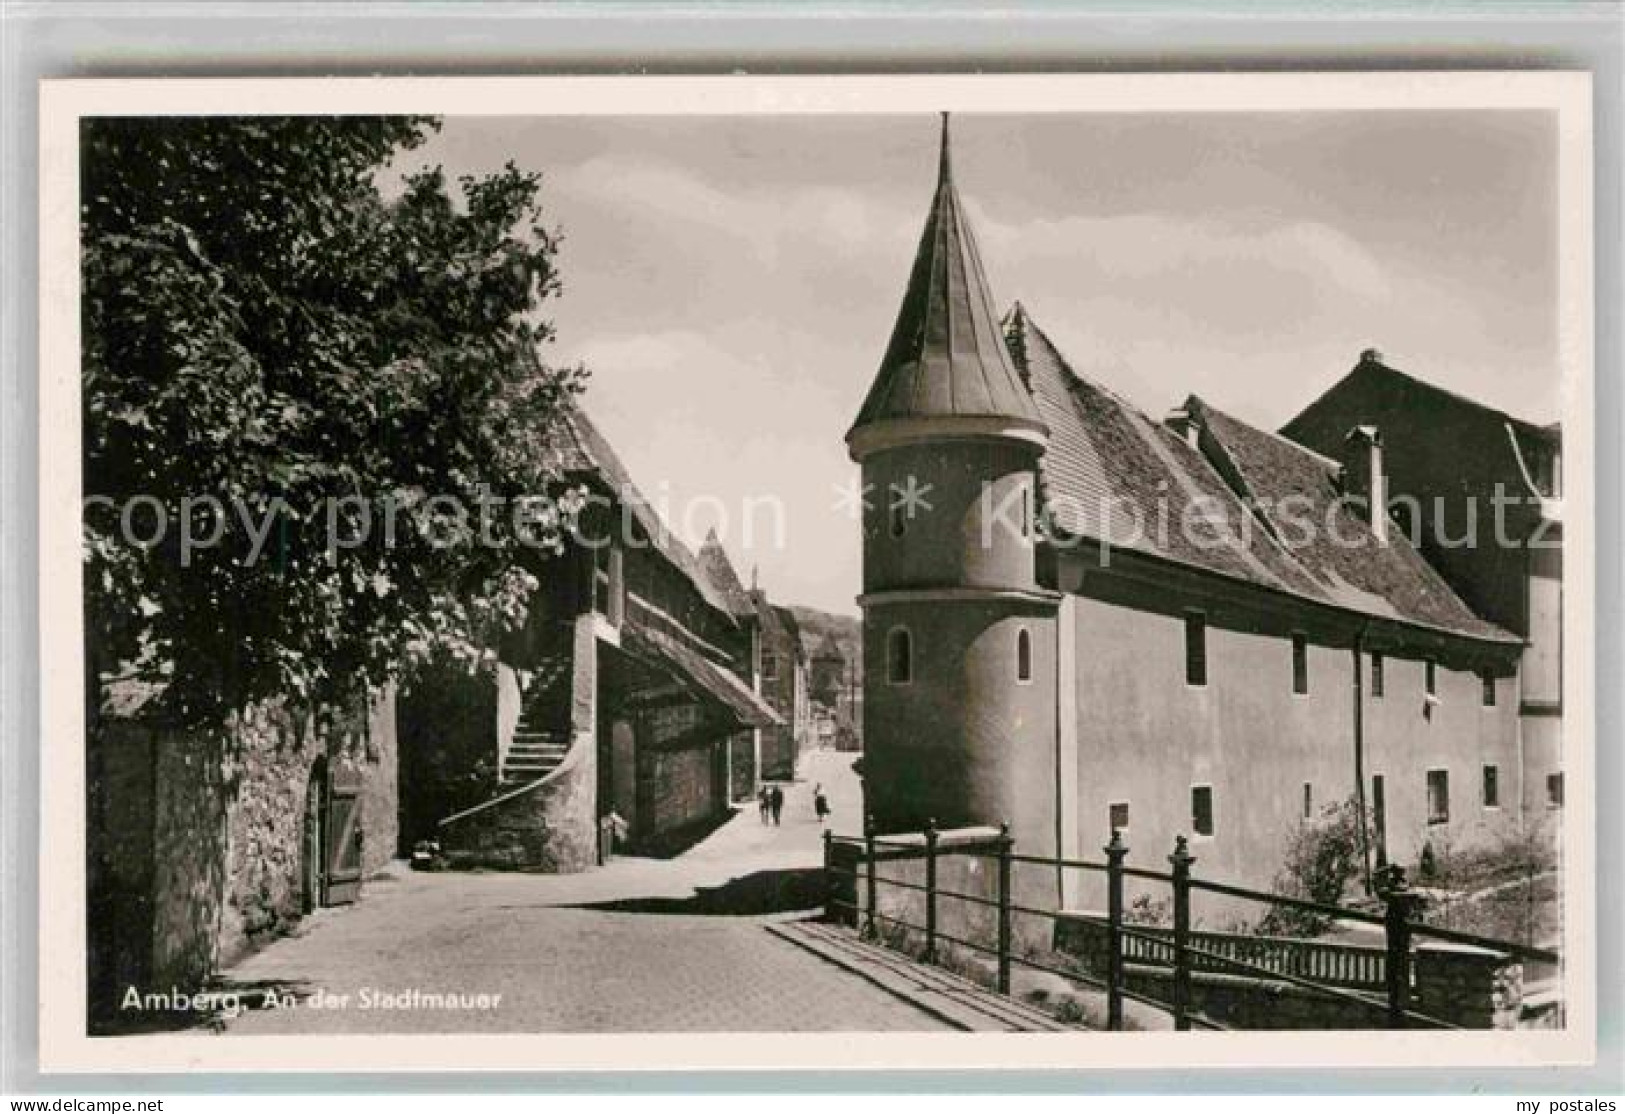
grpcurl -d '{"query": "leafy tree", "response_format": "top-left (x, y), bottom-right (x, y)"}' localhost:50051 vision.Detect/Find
top-left (82, 116), bottom-right (585, 725)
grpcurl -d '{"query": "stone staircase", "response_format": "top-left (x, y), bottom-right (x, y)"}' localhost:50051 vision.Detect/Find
top-left (501, 658), bottom-right (573, 784)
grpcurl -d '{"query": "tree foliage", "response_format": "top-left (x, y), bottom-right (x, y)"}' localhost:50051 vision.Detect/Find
top-left (82, 116), bottom-right (585, 725)
top-left (1258, 796), bottom-right (1369, 936)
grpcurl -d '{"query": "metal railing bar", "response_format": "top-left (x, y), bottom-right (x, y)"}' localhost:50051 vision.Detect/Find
top-left (1005, 950), bottom-right (1110, 992)
top-left (930, 887), bottom-right (1003, 910)
top-left (1006, 851), bottom-right (1107, 872)
top-left (1186, 877), bottom-right (1388, 927)
top-left (1408, 922), bottom-right (1560, 966)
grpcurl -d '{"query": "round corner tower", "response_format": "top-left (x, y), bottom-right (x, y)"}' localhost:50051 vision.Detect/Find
top-left (846, 115), bottom-right (1060, 835)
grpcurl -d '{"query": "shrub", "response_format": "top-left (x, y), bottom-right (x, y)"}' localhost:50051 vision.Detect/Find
top-left (1258, 796), bottom-right (1368, 936)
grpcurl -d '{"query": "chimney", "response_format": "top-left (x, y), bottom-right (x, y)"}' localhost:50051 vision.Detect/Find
top-left (1165, 408), bottom-right (1201, 450)
top-left (1342, 425), bottom-right (1387, 542)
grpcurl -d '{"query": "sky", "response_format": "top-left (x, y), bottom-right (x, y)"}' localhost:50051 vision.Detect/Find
top-left (390, 112), bottom-right (1560, 615)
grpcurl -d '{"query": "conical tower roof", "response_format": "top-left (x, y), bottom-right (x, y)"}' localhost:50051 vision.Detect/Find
top-left (847, 115), bottom-right (1047, 459)
top-left (697, 528), bottom-right (754, 617)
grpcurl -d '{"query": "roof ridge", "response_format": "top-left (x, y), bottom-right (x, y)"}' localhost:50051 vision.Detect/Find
top-left (1193, 394), bottom-right (1342, 472)
top-left (1345, 355), bottom-right (1555, 438)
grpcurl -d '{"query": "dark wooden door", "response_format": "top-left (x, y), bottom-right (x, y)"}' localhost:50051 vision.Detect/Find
top-left (323, 768), bottom-right (365, 906)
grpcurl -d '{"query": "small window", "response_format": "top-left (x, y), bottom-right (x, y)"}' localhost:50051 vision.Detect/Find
top-left (1021, 482), bottom-right (1034, 541)
top-left (1482, 764), bottom-right (1500, 809)
top-left (1185, 611), bottom-right (1207, 687)
top-left (1427, 769), bottom-right (1450, 825)
top-left (886, 627), bottom-right (912, 685)
top-left (888, 491), bottom-right (908, 538)
top-left (1191, 785), bottom-right (1215, 838)
top-left (1108, 801), bottom-right (1130, 835)
top-left (1302, 782), bottom-right (1314, 820)
top-left (1425, 659), bottom-right (1438, 698)
top-left (1015, 627), bottom-right (1033, 683)
top-left (1371, 774), bottom-right (1387, 860)
top-left (1291, 633), bottom-right (1308, 695)
top-left (1481, 669), bottom-right (1497, 707)
top-left (761, 652), bottom-right (778, 681)
top-left (1370, 652), bottom-right (1384, 698)
top-left (1547, 772), bottom-right (1564, 808)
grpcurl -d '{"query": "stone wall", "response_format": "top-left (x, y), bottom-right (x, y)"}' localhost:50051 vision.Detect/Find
top-left (436, 737), bottom-right (598, 872)
top-left (1415, 941), bottom-right (1524, 1029)
top-left (641, 735), bottom-right (717, 838)
top-left (216, 698), bottom-right (396, 966)
top-left (86, 691), bottom-right (398, 1030)
top-left (151, 726), bottom-right (230, 986)
top-left (1054, 913), bottom-right (1522, 1029)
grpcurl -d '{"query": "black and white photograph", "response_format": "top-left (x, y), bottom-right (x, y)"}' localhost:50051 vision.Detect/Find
top-left (35, 74), bottom-right (1594, 1072)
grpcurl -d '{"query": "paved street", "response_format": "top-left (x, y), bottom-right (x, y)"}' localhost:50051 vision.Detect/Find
top-left (217, 749), bottom-right (948, 1033)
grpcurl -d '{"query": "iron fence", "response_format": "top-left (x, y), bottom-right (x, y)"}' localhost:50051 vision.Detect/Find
top-left (822, 819), bottom-right (1560, 1032)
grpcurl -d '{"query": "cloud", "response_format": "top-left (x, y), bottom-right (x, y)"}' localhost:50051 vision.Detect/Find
top-left (976, 207), bottom-right (1394, 321)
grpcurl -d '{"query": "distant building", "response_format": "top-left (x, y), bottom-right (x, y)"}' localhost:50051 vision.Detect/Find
top-left (399, 404), bottom-right (781, 868)
top-left (1283, 353), bottom-right (1563, 820)
top-left (698, 529), bottom-right (767, 802)
top-left (848, 118), bottom-right (1530, 917)
top-left (809, 633), bottom-right (848, 709)
top-left (754, 598), bottom-right (812, 780)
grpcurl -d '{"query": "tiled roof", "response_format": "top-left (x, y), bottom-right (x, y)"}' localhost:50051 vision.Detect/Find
top-left (544, 404), bottom-right (738, 622)
top-left (848, 116), bottom-right (1045, 438)
top-left (1007, 305), bottom-right (1324, 596)
top-left (1191, 398), bottom-right (1513, 641)
top-left (623, 616), bottom-right (783, 728)
top-left (698, 530), bottom-right (756, 618)
top-left (1004, 305), bottom-right (1515, 643)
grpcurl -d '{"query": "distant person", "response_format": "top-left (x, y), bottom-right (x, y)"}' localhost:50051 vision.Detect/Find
top-left (758, 785), bottom-right (772, 824)
top-left (814, 786), bottom-right (830, 825)
top-left (769, 784), bottom-right (784, 826)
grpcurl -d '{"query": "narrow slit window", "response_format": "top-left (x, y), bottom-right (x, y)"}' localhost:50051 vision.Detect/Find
top-left (1191, 785), bottom-right (1215, 838)
top-left (1547, 772), bottom-right (1564, 808)
top-left (1481, 669), bottom-right (1497, 707)
top-left (1302, 782), bottom-right (1313, 820)
top-left (1291, 633), bottom-right (1308, 695)
top-left (1185, 611), bottom-right (1207, 687)
top-left (1108, 801), bottom-right (1130, 836)
top-left (1021, 482), bottom-right (1033, 541)
top-left (1482, 764), bottom-right (1500, 809)
top-left (888, 490), bottom-right (907, 539)
top-left (886, 627), bottom-right (912, 685)
top-left (1015, 628), bottom-right (1033, 683)
top-left (1370, 652), bottom-right (1384, 698)
top-left (1425, 659), bottom-right (1438, 698)
top-left (1426, 769), bottom-right (1450, 825)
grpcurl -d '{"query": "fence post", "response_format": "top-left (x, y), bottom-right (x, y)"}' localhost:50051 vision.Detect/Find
top-left (1169, 835), bottom-right (1196, 1032)
top-left (1104, 829), bottom-right (1128, 1031)
top-left (863, 813), bottom-right (878, 940)
top-left (996, 820), bottom-right (1013, 995)
top-left (1378, 863), bottom-right (1425, 1028)
top-left (924, 818), bottom-right (939, 964)
top-left (822, 826), bottom-right (834, 922)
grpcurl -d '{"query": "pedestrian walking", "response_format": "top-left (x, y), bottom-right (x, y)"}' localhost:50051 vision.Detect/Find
top-left (769, 784), bottom-right (784, 826)
top-left (814, 785), bottom-right (830, 825)
top-left (758, 785), bottom-right (771, 824)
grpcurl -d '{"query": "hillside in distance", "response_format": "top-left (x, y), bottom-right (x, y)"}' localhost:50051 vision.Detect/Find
top-left (786, 604), bottom-right (861, 680)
